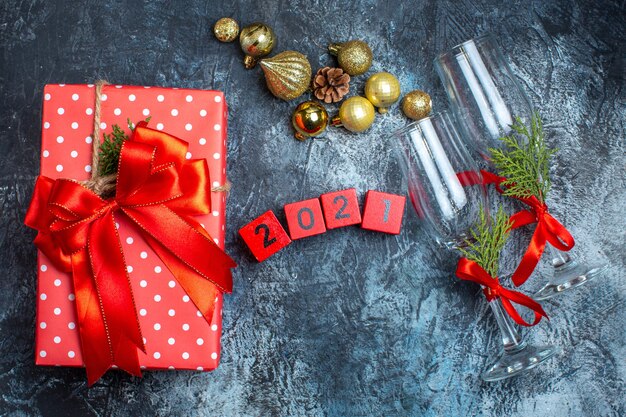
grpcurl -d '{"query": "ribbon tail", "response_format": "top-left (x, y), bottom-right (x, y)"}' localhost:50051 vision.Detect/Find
top-left (143, 232), bottom-right (220, 325)
top-left (499, 288), bottom-right (548, 327)
top-left (543, 213), bottom-right (576, 252)
top-left (87, 212), bottom-right (144, 378)
top-left (123, 205), bottom-right (236, 293)
top-left (511, 221), bottom-right (547, 287)
top-left (71, 250), bottom-right (115, 386)
top-left (499, 298), bottom-right (543, 327)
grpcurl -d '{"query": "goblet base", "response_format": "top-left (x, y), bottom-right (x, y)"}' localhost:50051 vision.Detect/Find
top-left (534, 258), bottom-right (608, 301)
top-left (481, 343), bottom-right (557, 382)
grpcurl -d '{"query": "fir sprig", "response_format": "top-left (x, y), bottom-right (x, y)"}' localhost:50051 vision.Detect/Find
top-left (458, 206), bottom-right (512, 277)
top-left (97, 117), bottom-right (150, 176)
top-left (489, 113), bottom-right (556, 203)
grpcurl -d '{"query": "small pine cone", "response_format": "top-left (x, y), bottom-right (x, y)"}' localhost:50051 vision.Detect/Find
top-left (312, 66), bottom-right (350, 103)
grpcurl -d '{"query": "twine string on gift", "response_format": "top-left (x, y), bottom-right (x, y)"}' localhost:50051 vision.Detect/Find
top-left (82, 80), bottom-right (231, 196)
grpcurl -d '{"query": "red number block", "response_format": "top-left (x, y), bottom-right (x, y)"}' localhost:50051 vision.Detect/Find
top-left (361, 190), bottom-right (406, 235)
top-left (284, 198), bottom-right (327, 240)
top-left (239, 210), bottom-right (292, 262)
top-left (320, 188), bottom-right (362, 229)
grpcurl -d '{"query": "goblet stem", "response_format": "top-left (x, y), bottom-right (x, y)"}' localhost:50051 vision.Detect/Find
top-left (490, 299), bottom-right (524, 351)
top-left (533, 245), bottom-right (608, 301)
top-left (481, 298), bottom-right (556, 381)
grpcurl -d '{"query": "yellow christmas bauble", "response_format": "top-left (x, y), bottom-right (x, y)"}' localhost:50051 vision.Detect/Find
top-left (328, 40), bottom-right (373, 76)
top-left (401, 90), bottom-right (432, 120)
top-left (239, 23), bottom-right (276, 68)
top-left (365, 72), bottom-right (401, 114)
top-left (332, 96), bottom-right (376, 133)
top-left (213, 18), bottom-right (239, 43)
top-left (292, 101), bottom-right (328, 140)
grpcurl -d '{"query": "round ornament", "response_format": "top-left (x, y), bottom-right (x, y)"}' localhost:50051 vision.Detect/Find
top-left (213, 18), bottom-right (239, 43)
top-left (260, 51), bottom-right (312, 101)
top-left (401, 90), bottom-right (432, 120)
top-left (239, 23), bottom-right (276, 68)
top-left (292, 101), bottom-right (329, 141)
top-left (364, 72), bottom-right (401, 114)
top-left (331, 96), bottom-right (376, 133)
top-left (328, 40), bottom-right (372, 76)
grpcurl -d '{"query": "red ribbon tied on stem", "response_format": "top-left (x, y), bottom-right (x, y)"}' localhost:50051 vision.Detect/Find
top-left (25, 122), bottom-right (236, 385)
top-left (457, 170), bottom-right (575, 286)
top-left (455, 258), bottom-right (548, 327)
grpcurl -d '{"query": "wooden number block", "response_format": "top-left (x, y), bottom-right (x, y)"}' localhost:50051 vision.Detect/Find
top-left (320, 188), bottom-right (362, 229)
top-left (361, 190), bottom-right (406, 235)
top-left (239, 210), bottom-right (292, 262)
top-left (284, 198), bottom-right (327, 240)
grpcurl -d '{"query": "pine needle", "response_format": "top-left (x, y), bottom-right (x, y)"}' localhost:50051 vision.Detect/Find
top-left (98, 124), bottom-right (129, 176)
top-left (488, 113), bottom-right (556, 203)
top-left (97, 117), bottom-right (151, 176)
top-left (458, 206), bottom-right (512, 277)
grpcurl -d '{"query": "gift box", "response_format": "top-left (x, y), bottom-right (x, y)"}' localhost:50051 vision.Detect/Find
top-left (33, 83), bottom-right (230, 374)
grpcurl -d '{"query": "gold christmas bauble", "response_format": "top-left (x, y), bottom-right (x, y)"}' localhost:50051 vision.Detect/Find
top-left (260, 51), bottom-right (312, 101)
top-left (364, 72), bottom-right (401, 114)
top-left (239, 23), bottom-right (276, 68)
top-left (331, 96), bottom-right (376, 133)
top-left (292, 101), bottom-right (329, 140)
top-left (213, 18), bottom-right (239, 43)
top-left (401, 90), bottom-right (432, 120)
top-left (328, 40), bottom-right (372, 76)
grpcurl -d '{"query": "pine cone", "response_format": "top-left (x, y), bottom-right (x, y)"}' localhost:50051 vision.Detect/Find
top-left (312, 67), bottom-right (350, 103)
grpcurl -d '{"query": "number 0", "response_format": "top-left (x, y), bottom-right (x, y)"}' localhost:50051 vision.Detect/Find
top-left (297, 207), bottom-right (315, 230)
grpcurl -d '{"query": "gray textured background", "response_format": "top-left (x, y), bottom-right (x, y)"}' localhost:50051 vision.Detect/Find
top-left (1, 0), bottom-right (625, 416)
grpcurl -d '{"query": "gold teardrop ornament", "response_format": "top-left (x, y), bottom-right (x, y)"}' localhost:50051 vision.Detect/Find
top-left (331, 96), bottom-right (376, 133)
top-left (328, 40), bottom-right (373, 76)
top-left (365, 72), bottom-right (401, 114)
top-left (401, 90), bottom-right (432, 120)
top-left (292, 101), bottom-right (329, 141)
top-left (239, 23), bottom-right (276, 68)
top-left (260, 51), bottom-right (312, 101)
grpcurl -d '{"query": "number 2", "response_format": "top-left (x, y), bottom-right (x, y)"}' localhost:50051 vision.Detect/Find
top-left (333, 195), bottom-right (350, 220)
top-left (382, 199), bottom-right (391, 223)
top-left (254, 223), bottom-right (276, 248)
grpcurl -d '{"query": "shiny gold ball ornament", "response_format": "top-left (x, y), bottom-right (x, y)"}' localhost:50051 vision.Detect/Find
top-left (401, 90), bottom-right (432, 120)
top-left (239, 23), bottom-right (276, 69)
top-left (331, 96), bottom-right (376, 133)
top-left (213, 18), bottom-right (239, 43)
top-left (292, 101), bottom-right (329, 141)
top-left (260, 51), bottom-right (312, 101)
top-left (364, 72), bottom-right (401, 114)
top-left (328, 40), bottom-right (373, 76)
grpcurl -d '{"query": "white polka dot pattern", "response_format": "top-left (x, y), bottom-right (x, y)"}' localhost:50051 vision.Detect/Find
top-left (35, 84), bottom-right (227, 372)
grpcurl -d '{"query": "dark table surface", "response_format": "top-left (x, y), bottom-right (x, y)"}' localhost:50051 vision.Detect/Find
top-left (1, 0), bottom-right (624, 416)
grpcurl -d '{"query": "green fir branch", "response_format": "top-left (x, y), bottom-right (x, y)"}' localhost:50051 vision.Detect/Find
top-left (488, 113), bottom-right (557, 203)
top-left (97, 117), bottom-right (151, 176)
top-left (458, 206), bottom-right (512, 277)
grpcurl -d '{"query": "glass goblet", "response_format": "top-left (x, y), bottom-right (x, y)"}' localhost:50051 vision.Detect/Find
top-left (393, 111), bottom-right (555, 381)
top-left (434, 34), bottom-right (607, 300)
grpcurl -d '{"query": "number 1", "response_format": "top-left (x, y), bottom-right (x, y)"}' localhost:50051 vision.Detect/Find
top-left (382, 199), bottom-right (391, 223)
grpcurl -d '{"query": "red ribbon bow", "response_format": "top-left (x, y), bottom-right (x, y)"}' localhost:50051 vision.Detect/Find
top-left (458, 169), bottom-right (575, 286)
top-left (455, 258), bottom-right (548, 326)
top-left (25, 122), bottom-right (236, 385)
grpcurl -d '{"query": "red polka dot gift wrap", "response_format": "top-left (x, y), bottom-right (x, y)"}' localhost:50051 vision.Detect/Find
top-left (35, 84), bottom-right (229, 372)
